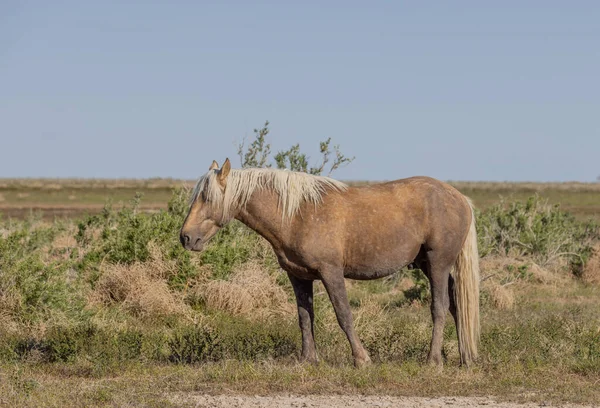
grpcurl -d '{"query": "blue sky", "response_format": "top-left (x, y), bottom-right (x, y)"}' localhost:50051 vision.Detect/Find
top-left (1, 1), bottom-right (598, 181)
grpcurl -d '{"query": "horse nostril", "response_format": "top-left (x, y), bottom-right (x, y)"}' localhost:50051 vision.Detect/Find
top-left (180, 233), bottom-right (191, 247)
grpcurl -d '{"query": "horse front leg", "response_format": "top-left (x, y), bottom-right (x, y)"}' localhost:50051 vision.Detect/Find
top-left (288, 273), bottom-right (318, 363)
top-left (320, 268), bottom-right (371, 368)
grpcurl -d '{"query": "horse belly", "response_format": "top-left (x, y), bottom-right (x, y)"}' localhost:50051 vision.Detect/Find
top-left (343, 244), bottom-right (418, 280)
top-left (344, 267), bottom-right (399, 280)
top-left (275, 252), bottom-right (321, 280)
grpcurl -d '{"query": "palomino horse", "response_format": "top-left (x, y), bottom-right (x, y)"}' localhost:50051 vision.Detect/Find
top-left (180, 158), bottom-right (480, 367)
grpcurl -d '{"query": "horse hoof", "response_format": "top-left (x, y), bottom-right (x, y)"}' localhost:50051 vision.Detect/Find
top-left (299, 355), bottom-right (319, 365)
top-left (354, 356), bottom-right (372, 368)
top-left (426, 356), bottom-right (443, 370)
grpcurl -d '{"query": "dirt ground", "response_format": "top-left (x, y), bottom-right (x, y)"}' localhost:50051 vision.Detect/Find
top-left (170, 394), bottom-right (595, 408)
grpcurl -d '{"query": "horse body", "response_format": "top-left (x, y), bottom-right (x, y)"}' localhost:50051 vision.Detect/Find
top-left (239, 177), bottom-right (469, 282)
top-left (181, 160), bottom-right (480, 368)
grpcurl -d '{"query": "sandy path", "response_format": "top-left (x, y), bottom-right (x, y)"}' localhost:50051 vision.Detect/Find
top-left (170, 394), bottom-right (592, 408)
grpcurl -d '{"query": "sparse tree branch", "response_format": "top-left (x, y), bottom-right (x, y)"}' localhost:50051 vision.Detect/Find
top-left (237, 121), bottom-right (354, 176)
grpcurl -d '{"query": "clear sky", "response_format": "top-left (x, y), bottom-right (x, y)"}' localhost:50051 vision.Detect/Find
top-left (1, 1), bottom-right (598, 181)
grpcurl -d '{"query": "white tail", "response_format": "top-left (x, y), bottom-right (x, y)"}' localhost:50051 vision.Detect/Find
top-left (453, 198), bottom-right (480, 365)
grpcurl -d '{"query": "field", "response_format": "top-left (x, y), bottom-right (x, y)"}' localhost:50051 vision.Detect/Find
top-left (1, 178), bottom-right (600, 407)
top-left (2, 178), bottom-right (600, 221)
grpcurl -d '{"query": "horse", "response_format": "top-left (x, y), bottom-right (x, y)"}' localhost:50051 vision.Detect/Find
top-left (180, 158), bottom-right (480, 367)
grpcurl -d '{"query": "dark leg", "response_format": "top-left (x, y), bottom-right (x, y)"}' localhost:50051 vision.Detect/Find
top-left (425, 251), bottom-right (452, 367)
top-left (448, 274), bottom-right (459, 332)
top-left (320, 268), bottom-right (371, 368)
top-left (288, 273), bottom-right (318, 363)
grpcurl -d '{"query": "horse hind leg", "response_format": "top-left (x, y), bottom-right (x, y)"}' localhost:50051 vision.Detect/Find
top-left (423, 250), bottom-right (453, 367)
top-left (448, 274), bottom-right (458, 335)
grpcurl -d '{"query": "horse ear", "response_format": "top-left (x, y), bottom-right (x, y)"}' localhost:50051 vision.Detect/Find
top-left (218, 158), bottom-right (231, 184)
top-left (209, 160), bottom-right (219, 171)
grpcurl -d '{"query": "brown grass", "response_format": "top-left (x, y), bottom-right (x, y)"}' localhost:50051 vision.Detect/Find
top-left (0, 293), bottom-right (21, 336)
top-left (194, 261), bottom-right (294, 320)
top-left (52, 229), bottom-right (78, 250)
top-left (488, 282), bottom-right (515, 310)
top-left (351, 299), bottom-right (389, 340)
top-left (582, 243), bottom-right (600, 285)
top-left (39, 226), bottom-right (81, 263)
top-left (527, 262), bottom-right (559, 284)
top-left (480, 256), bottom-right (561, 284)
top-left (351, 299), bottom-right (432, 353)
top-left (90, 243), bottom-right (193, 320)
top-left (479, 256), bottom-right (565, 310)
top-left (2, 359), bottom-right (599, 408)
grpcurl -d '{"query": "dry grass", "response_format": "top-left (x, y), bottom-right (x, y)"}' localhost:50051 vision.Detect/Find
top-left (0, 294), bottom-right (21, 336)
top-left (52, 228), bottom-right (78, 250)
top-left (353, 299), bottom-right (387, 333)
top-left (481, 256), bottom-right (562, 284)
top-left (2, 360), bottom-right (599, 408)
top-left (527, 262), bottom-right (559, 284)
top-left (39, 226), bottom-right (81, 264)
top-left (194, 261), bottom-right (294, 320)
top-left (488, 282), bottom-right (515, 310)
top-left (351, 299), bottom-right (391, 347)
top-left (479, 256), bottom-right (566, 310)
top-left (90, 243), bottom-right (193, 320)
top-left (582, 243), bottom-right (600, 285)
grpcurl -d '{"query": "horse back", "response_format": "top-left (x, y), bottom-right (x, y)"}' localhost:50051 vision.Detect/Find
top-left (292, 176), bottom-right (472, 278)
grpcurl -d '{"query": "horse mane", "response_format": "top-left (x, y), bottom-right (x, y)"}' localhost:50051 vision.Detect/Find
top-left (191, 167), bottom-right (348, 220)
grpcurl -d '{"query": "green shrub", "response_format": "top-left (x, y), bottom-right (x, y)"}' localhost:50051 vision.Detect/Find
top-left (5, 319), bottom-right (298, 366)
top-left (75, 187), bottom-right (277, 284)
top-left (237, 121), bottom-right (354, 176)
top-left (75, 188), bottom-right (199, 289)
top-left (476, 196), bottom-right (600, 275)
top-left (199, 221), bottom-right (277, 279)
top-left (168, 319), bottom-right (297, 363)
top-left (0, 222), bottom-right (86, 324)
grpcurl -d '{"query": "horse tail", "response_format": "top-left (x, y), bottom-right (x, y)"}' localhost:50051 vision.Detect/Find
top-left (453, 197), bottom-right (480, 366)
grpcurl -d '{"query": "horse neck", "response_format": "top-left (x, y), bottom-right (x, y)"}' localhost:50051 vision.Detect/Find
top-left (234, 189), bottom-right (291, 249)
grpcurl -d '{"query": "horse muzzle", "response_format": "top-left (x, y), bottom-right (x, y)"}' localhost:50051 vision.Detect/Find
top-left (179, 232), bottom-right (205, 252)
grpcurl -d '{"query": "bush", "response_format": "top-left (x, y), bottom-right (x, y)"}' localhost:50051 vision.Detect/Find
top-left (476, 196), bottom-right (600, 275)
top-left (75, 188), bottom-right (199, 289)
top-left (0, 221), bottom-right (86, 325)
top-left (237, 121), bottom-right (354, 176)
top-left (168, 318), bottom-right (297, 363)
top-left (198, 221), bottom-right (276, 280)
top-left (4, 319), bottom-right (298, 366)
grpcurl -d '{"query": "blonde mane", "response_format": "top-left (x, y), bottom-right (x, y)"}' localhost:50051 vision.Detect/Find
top-left (191, 167), bottom-right (347, 221)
